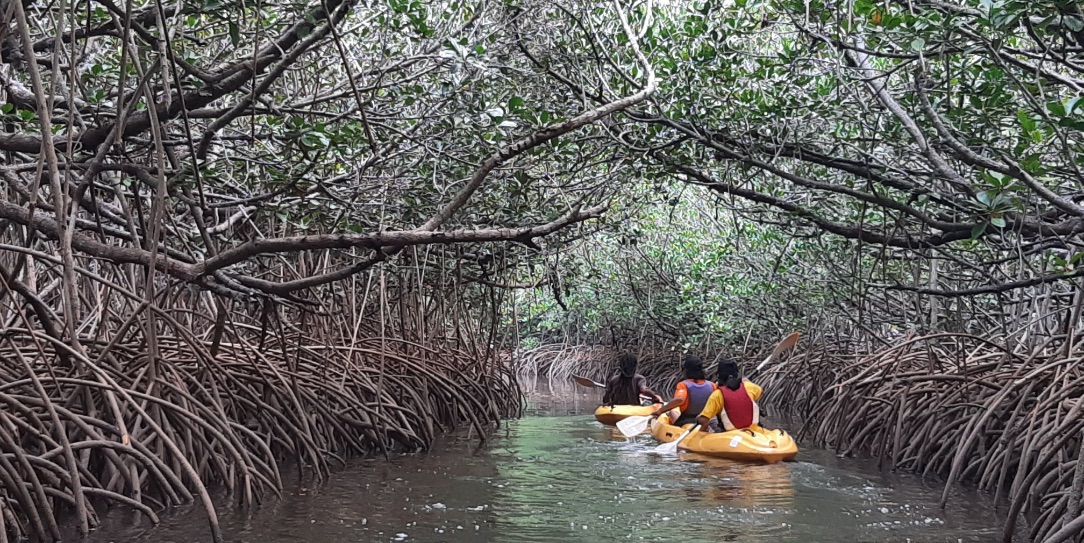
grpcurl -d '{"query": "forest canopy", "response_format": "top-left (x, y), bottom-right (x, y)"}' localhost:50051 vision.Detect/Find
top-left (509, 0), bottom-right (1084, 348)
top-left (3, 0), bottom-right (1082, 347)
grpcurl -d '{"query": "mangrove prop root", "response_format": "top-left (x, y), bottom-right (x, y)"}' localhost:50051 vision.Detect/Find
top-left (755, 333), bottom-right (1083, 543)
top-left (0, 324), bottom-right (518, 542)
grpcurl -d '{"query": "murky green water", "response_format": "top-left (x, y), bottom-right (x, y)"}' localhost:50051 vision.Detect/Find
top-left (90, 380), bottom-right (1020, 542)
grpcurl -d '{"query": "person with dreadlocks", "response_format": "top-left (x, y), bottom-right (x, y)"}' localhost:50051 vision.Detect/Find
top-left (649, 355), bottom-right (717, 426)
top-left (602, 353), bottom-right (663, 406)
top-left (696, 357), bottom-right (763, 432)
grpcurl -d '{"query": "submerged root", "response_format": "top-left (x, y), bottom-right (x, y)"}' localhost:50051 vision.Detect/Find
top-left (0, 324), bottom-right (519, 542)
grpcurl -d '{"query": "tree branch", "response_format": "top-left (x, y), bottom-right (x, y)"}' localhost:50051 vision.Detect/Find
top-left (0, 199), bottom-right (606, 292)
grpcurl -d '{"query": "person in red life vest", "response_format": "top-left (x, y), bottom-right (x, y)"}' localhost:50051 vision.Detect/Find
top-left (696, 358), bottom-right (763, 432)
top-left (649, 355), bottom-right (718, 426)
top-left (602, 353), bottom-right (663, 406)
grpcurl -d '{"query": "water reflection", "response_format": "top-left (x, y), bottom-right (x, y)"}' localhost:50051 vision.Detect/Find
top-left (87, 379), bottom-right (1020, 543)
top-left (679, 455), bottom-right (797, 508)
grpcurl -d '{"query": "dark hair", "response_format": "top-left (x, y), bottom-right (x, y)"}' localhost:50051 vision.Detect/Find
top-left (682, 355), bottom-right (706, 380)
top-left (717, 358), bottom-right (741, 390)
top-left (618, 353), bottom-right (638, 378)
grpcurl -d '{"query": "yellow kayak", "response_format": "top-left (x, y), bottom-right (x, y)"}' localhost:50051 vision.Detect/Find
top-left (593, 404), bottom-right (659, 426)
top-left (650, 416), bottom-right (799, 464)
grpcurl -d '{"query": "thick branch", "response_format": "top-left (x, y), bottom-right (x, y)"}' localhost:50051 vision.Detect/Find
top-left (878, 268), bottom-right (1084, 297)
top-left (672, 164), bottom-right (972, 249)
top-left (0, 198), bottom-right (605, 289)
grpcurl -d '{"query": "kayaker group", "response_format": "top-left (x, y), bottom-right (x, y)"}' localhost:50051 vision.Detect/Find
top-left (603, 353), bottom-right (762, 433)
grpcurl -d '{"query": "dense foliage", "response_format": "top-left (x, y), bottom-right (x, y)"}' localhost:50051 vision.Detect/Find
top-left (513, 0), bottom-right (1084, 350)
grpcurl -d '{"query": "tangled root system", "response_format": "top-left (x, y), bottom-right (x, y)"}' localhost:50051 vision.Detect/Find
top-left (0, 315), bottom-right (519, 542)
top-left (760, 333), bottom-right (1084, 543)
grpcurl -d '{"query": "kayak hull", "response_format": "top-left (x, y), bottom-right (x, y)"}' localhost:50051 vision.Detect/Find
top-left (650, 417), bottom-right (799, 464)
top-left (594, 404), bottom-right (660, 426)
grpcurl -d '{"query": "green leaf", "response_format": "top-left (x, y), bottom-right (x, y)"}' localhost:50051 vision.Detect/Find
top-left (971, 222), bottom-right (987, 240)
top-left (990, 216), bottom-right (1006, 228)
top-left (1020, 154), bottom-right (1043, 174)
top-left (508, 96), bottom-right (525, 112)
top-left (1065, 15), bottom-right (1084, 32)
top-left (1047, 100), bottom-right (1067, 117)
top-left (1017, 110), bottom-right (1036, 132)
top-left (910, 37), bottom-right (926, 51)
top-left (1066, 95), bottom-right (1084, 116)
top-left (0, 103), bottom-right (12, 114)
top-left (228, 22), bottom-right (240, 46)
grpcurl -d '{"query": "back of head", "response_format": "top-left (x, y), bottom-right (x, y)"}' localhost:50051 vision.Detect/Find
top-left (717, 358), bottom-right (741, 390)
top-left (682, 355), bottom-right (706, 381)
top-left (618, 353), bottom-right (638, 378)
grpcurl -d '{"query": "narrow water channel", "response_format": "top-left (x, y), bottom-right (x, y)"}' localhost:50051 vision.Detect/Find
top-left (90, 379), bottom-right (1021, 542)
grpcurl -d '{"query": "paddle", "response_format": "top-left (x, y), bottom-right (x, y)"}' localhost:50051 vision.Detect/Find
top-left (616, 413), bottom-right (653, 437)
top-left (571, 375), bottom-right (605, 389)
top-left (746, 332), bottom-right (801, 380)
top-left (653, 423), bottom-right (699, 454)
top-left (571, 374), bottom-right (653, 403)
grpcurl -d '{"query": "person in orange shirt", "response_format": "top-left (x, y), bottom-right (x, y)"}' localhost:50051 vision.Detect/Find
top-left (649, 355), bottom-right (717, 426)
top-left (697, 358), bottom-right (763, 432)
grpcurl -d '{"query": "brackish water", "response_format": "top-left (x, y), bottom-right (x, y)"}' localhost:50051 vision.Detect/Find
top-left (90, 379), bottom-right (1020, 542)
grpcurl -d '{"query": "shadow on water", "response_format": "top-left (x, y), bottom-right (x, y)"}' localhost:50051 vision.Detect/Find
top-left (88, 378), bottom-right (1024, 542)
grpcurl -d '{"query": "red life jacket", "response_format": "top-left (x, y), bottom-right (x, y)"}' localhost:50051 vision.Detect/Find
top-left (719, 382), bottom-right (758, 430)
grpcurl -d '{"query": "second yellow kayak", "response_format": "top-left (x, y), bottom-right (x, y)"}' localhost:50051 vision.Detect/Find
top-left (650, 416), bottom-right (799, 464)
top-left (593, 404), bottom-right (659, 426)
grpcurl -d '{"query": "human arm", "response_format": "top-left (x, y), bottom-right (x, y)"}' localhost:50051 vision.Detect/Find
top-left (650, 382), bottom-right (686, 416)
top-left (745, 380), bottom-right (763, 401)
top-left (651, 397), bottom-right (682, 417)
top-left (636, 376), bottom-right (664, 404)
top-left (696, 415), bottom-right (712, 432)
top-left (697, 389), bottom-right (724, 426)
top-left (744, 380), bottom-right (765, 415)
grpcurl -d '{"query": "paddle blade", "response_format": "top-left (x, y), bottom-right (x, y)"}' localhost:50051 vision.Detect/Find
top-left (755, 332), bottom-right (801, 372)
top-left (571, 375), bottom-right (605, 389)
top-left (616, 415), bottom-right (651, 437)
top-left (653, 439), bottom-right (680, 455)
top-left (653, 426), bottom-right (697, 455)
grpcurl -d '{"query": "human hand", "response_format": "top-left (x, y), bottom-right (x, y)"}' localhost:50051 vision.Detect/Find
top-left (696, 416), bottom-right (711, 433)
